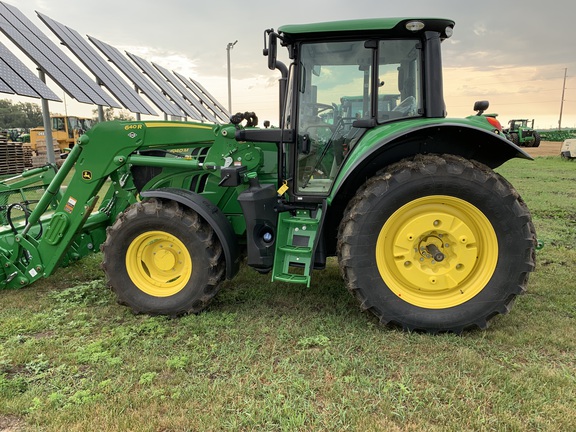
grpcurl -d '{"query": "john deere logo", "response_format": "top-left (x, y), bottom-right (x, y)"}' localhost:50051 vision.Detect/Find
top-left (82, 171), bottom-right (92, 180)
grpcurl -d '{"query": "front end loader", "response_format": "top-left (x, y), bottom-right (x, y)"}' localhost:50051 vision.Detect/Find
top-left (0, 17), bottom-right (537, 333)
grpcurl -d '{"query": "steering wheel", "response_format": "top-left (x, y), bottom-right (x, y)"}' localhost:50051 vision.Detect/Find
top-left (303, 102), bottom-right (334, 116)
top-left (302, 102), bottom-right (336, 142)
top-left (392, 96), bottom-right (417, 115)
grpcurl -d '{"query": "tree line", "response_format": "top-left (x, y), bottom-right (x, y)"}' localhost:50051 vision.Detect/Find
top-left (0, 99), bottom-right (43, 130)
top-left (1, 98), bottom-right (135, 131)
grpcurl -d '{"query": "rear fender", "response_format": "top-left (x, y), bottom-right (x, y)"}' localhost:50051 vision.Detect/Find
top-left (140, 188), bottom-right (240, 279)
top-left (331, 122), bottom-right (531, 201)
top-left (323, 122), bottom-right (532, 256)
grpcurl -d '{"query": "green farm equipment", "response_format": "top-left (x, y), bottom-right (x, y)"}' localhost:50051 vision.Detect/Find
top-left (504, 119), bottom-right (541, 147)
top-left (0, 18), bottom-right (536, 333)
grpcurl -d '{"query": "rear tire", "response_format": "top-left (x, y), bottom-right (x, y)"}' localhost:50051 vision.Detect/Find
top-left (532, 131), bottom-right (541, 147)
top-left (338, 154), bottom-right (536, 333)
top-left (101, 198), bottom-right (225, 316)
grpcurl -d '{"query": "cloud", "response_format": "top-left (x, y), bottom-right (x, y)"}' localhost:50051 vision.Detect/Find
top-left (119, 45), bottom-right (200, 78)
top-left (472, 24), bottom-right (487, 37)
top-left (2, 0), bottom-right (574, 126)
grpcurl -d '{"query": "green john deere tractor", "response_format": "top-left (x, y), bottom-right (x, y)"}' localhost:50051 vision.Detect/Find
top-left (0, 18), bottom-right (536, 333)
top-left (504, 119), bottom-right (541, 147)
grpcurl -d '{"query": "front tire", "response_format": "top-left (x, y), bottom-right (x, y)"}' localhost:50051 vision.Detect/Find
top-left (509, 132), bottom-right (519, 146)
top-left (101, 199), bottom-right (225, 316)
top-left (338, 154), bottom-right (536, 333)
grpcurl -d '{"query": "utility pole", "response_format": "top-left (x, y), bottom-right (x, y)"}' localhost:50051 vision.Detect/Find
top-left (226, 40), bottom-right (238, 113)
top-left (558, 67), bottom-right (567, 131)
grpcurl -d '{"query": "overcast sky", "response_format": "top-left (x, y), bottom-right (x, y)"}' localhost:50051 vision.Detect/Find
top-left (2, 0), bottom-right (575, 128)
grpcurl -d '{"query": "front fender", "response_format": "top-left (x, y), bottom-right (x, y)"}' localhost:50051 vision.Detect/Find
top-left (140, 188), bottom-right (241, 279)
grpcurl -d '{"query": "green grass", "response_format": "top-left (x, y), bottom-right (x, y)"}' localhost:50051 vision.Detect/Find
top-left (1, 156), bottom-right (575, 431)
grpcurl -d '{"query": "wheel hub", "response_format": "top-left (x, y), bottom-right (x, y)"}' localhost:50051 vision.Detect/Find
top-left (376, 196), bottom-right (498, 308)
top-left (126, 231), bottom-right (192, 297)
top-left (418, 235), bottom-right (445, 262)
top-left (151, 244), bottom-right (177, 271)
top-left (395, 211), bottom-right (480, 292)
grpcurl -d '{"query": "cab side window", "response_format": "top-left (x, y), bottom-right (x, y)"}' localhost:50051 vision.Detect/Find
top-left (377, 40), bottom-right (421, 122)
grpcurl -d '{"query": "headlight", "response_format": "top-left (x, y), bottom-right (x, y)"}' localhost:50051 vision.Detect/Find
top-left (405, 21), bottom-right (425, 32)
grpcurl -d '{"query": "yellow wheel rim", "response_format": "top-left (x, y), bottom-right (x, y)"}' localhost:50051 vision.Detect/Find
top-left (126, 231), bottom-right (192, 297)
top-left (376, 195), bottom-right (498, 309)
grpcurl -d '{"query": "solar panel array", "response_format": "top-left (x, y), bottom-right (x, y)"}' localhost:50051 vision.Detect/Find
top-left (0, 1), bottom-right (229, 123)
top-left (37, 12), bottom-right (157, 116)
top-left (0, 1), bottom-right (119, 107)
top-left (0, 40), bottom-right (61, 100)
top-left (127, 52), bottom-right (203, 121)
top-left (89, 36), bottom-right (184, 118)
top-left (174, 71), bottom-right (230, 122)
top-left (153, 62), bottom-right (218, 122)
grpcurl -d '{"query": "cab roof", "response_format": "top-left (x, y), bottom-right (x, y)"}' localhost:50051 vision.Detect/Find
top-left (278, 18), bottom-right (455, 40)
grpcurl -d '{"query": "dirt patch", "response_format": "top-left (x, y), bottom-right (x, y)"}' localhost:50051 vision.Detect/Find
top-left (524, 140), bottom-right (563, 157)
top-left (0, 415), bottom-right (27, 432)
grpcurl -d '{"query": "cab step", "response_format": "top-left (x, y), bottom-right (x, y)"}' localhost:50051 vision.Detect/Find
top-left (272, 206), bottom-right (323, 287)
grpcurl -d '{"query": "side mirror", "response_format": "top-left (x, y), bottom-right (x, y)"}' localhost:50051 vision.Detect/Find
top-left (473, 100), bottom-right (489, 116)
top-left (267, 32), bottom-right (277, 71)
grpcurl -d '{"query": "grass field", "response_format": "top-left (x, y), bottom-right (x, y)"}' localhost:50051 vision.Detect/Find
top-left (1, 156), bottom-right (575, 431)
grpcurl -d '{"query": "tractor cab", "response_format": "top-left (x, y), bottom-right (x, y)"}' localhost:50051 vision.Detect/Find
top-left (290, 38), bottom-right (422, 194)
top-left (256, 19), bottom-right (454, 198)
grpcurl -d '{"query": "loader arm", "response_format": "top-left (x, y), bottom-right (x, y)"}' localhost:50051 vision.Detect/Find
top-left (1, 120), bottom-right (218, 289)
